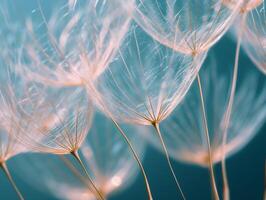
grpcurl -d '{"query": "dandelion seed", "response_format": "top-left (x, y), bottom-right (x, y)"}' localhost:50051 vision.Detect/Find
top-left (0, 32), bottom-right (29, 200)
top-left (0, 23), bottom-right (103, 197)
top-left (0, 88), bottom-right (26, 200)
top-left (19, 0), bottom-right (134, 87)
top-left (87, 24), bottom-right (207, 199)
top-left (12, 1), bottom-right (154, 198)
top-left (13, 85), bottom-right (105, 199)
top-left (220, 1), bottom-right (264, 198)
top-left (144, 53), bottom-right (266, 198)
top-left (134, 0), bottom-right (242, 56)
top-left (13, 112), bottom-right (146, 200)
top-left (133, 2), bottom-right (245, 198)
top-left (234, 1), bottom-right (266, 74)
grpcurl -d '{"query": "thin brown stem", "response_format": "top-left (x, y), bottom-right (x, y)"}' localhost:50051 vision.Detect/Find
top-left (85, 82), bottom-right (153, 199)
top-left (221, 13), bottom-right (246, 200)
top-left (60, 156), bottom-right (93, 190)
top-left (71, 150), bottom-right (105, 200)
top-left (61, 156), bottom-right (108, 198)
top-left (111, 119), bottom-right (153, 200)
top-left (153, 123), bottom-right (186, 200)
top-left (0, 162), bottom-right (24, 200)
top-left (196, 75), bottom-right (220, 200)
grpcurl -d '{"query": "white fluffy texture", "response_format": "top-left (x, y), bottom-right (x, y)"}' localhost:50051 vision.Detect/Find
top-left (14, 113), bottom-right (146, 200)
top-left (19, 0), bottom-right (134, 87)
top-left (88, 26), bottom-right (207, 126)
top-left (144, 54), bottom-right (266, 167)
top-left (134, 0), bottom-right (242, 55)
top-left (241, 1), bottom-right (266, 74)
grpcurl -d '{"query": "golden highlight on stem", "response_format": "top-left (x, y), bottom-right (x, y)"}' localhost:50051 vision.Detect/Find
top-left (0, 162), bottom-right (24, 200)
top-left (111, 119), bottom-right (153, 200)
top-left (71, 150), bottom-right (105, 200)
top-left (153, 123), bottom-right (186, 200)
top-left (221, 13), bottom-right (246, 200)
top-left (86, 81), bottom-right (153, 199)
top-left (60, 156), bottom-right (93, 190)
top-left (196, 75), bottom-right (220, 200)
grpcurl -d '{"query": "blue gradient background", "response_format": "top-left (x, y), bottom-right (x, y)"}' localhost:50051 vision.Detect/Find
top-left (0, 1), bottom-right (265, 199)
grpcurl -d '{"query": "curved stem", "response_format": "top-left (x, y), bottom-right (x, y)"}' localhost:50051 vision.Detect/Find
top-left (111, 119), bottom-right (153, 200)
top-left (60, 156), bottom-right (93, 189)
top-left (61, 156), bottom-right (109, 198)
top-left (0, 162), bottom-right (24, 200)
top-left (221, 13), bottom-right (246, 200)
top-left (153, 123), bottom-right (186, 200)
top-left (85, 82), bottom-right (153, 199)
top-left (196, 75), bottom-right (220, 200)
top-left (71, 150), bottom-right (105, 200)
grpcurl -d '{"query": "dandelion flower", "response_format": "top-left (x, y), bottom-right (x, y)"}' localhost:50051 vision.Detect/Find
top-left (14, 112), bottom-right (146, 200)
top-left (87, 25), bottom-right (207, 199)
top-left (19, 0), bottom-right (134, 87)
top-left (134, 0), bottom-right (242, 55)
top-left (144, 54), bottom-right (266, 198)
top-left (238, 1), bottom-right (266, 74)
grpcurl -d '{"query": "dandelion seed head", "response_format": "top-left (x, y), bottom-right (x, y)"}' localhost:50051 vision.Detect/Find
top-left (144, 53), bottom-right (266, 166)
top-left (87, 25), bottom-right (207, 126)
top-left (18, 0), bottom-right (133, 88)
top-left (134, 0), bottom-right (242, 55)
top-left (13, 113), bottom-right (146, 199)
top-left (234, 1), bottom-right (266, 74)
top-left (0, 23), bottom-right (32, 162)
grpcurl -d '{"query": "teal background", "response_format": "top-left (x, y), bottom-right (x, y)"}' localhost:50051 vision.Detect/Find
top-left (0, 1), bottom-right (265, 199)
top-left (0, 35), bottom-right (265, 200)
